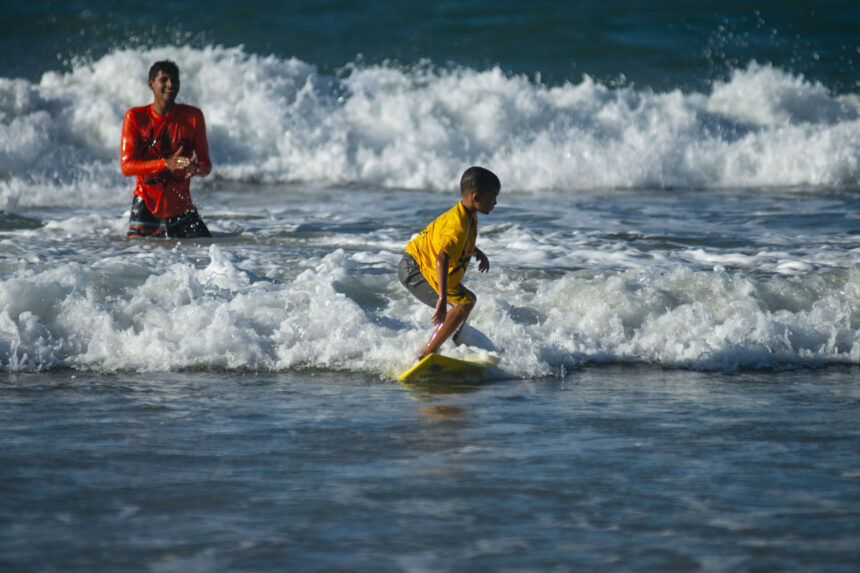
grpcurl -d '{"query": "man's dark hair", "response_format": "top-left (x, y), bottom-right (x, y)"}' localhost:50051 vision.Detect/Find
top-left (460, 166), bottom-right (500, 197)
top-left (148, 60), bottom-right (180, 82)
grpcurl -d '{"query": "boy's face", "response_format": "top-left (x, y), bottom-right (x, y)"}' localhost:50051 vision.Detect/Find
top-left (472, 188), bottom-right (499, 215)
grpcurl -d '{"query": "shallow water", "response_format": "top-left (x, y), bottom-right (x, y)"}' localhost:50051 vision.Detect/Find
top-left (2, 184), bottom-right (858, 375)
top-left (2, 366), bottom-right (859, 571)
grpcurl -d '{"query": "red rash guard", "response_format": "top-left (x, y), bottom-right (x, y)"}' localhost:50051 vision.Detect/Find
top-left (120, 104), bottom-right (211, 218)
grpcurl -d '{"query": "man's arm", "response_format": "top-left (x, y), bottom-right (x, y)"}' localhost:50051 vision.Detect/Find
top-left (185, 110), bottom-right (211, 178)
top-left (120, 111), bottom-right (165, 177)
top-left (120, 111), bottom-right (199, 177)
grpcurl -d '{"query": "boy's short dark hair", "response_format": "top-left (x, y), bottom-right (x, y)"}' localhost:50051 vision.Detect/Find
top-left (460, 166), bottom-right (500, 197)
top-left (148, 60), bottom-right (180, 82)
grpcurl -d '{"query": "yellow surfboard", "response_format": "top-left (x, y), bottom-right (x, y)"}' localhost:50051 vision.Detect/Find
top-left (399, 353), bottom-right (499, 381)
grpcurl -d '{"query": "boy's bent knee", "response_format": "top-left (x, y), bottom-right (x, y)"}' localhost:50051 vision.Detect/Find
top-left (448, 285), bottom-right (476, 308)
top-left (453, 298), bottom-right (476, 312)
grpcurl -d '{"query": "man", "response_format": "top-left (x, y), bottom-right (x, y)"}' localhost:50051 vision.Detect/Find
top-left (121, 60), bottom-right (212, 238)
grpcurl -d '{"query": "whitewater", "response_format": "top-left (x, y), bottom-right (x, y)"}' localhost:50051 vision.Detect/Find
top-left (1, 46), bottom-right (859, 375)
top-left (1, 45), bottom-right (858, 207)
top-left (1, 47), bottom-right (858, 376)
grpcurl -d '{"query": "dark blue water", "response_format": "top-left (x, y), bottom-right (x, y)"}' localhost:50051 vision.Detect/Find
top-left (3, 0), bottom-right (858, 92)
top-left (3, 367), bottom-right (859, 571)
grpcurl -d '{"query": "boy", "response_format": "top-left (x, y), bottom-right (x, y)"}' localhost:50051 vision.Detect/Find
top-left (121, 60), bottom-right (212, 238)
top-left (398, 166), bottom-right (500, 358)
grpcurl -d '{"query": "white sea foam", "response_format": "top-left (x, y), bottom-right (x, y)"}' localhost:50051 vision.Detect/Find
top-left (1, 45), bottom-right (858, 375)
top-left (1, 46), bottom-right (858, 210)
top-left (1, 242), bottom-right (857, 375)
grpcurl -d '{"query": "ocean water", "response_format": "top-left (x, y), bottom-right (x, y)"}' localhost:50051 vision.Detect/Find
top-left (1, 1), bottom-right (859, 570)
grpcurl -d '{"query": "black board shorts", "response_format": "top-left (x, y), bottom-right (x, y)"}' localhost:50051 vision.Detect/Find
top-left (127, 195), bottom-right (211, 239)
top-left (398, 253), bottom-right (475, 308)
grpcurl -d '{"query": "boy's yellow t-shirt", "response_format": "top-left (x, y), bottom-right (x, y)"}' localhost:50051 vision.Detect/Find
top-left (406, 201), bottom-right (477, 298)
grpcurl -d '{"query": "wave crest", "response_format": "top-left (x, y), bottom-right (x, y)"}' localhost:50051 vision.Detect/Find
top-left (1, 46), bottom-right (858, 209)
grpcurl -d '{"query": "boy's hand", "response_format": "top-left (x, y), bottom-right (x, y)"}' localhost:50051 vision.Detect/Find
top-left (432, 297), bottom-right (447, 325)
top-left (475, 248), bottom-right (490, 272)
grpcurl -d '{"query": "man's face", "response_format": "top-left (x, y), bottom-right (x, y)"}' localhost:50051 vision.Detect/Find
top-left (148, 70), bottom-right (180, 105)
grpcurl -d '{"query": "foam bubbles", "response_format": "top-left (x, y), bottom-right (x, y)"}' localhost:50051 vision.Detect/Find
top-left (1, 238), bottom-right (858, 374)
top-left (1, 46), bottom-right (858, 375)
top-left (474, 265), bottom-right (860, 373)
top-left (708, 62), bottom-right (859, 126)
top-left (1, 46), bottom-right (858, 210)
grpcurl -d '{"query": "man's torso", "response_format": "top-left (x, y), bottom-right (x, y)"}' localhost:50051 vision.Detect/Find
top-left (124, 104), bottom-right (205, 218)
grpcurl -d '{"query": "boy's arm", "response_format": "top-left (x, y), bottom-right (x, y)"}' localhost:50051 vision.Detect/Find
top-left (432, 250), bottom-right (449, 325)
top-left (474, 247), bottom-right (490, 272)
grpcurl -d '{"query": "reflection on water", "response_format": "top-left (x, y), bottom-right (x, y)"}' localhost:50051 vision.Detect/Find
top-left (401, 378), bottom-right (487, 396)
top-left (418, 404), bottom-right (469, 423)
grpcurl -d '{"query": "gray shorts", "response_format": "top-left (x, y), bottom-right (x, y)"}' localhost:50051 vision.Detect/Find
top-left (398, 253), bottom-right (475, 308)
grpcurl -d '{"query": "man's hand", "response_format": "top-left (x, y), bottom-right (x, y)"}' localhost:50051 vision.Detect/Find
top-left (165, 146), bottom-right (190, 173)
top-left (183, 161), bottom-right (202, 179)
top-left (475, 248), bottom-right (490, 272)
